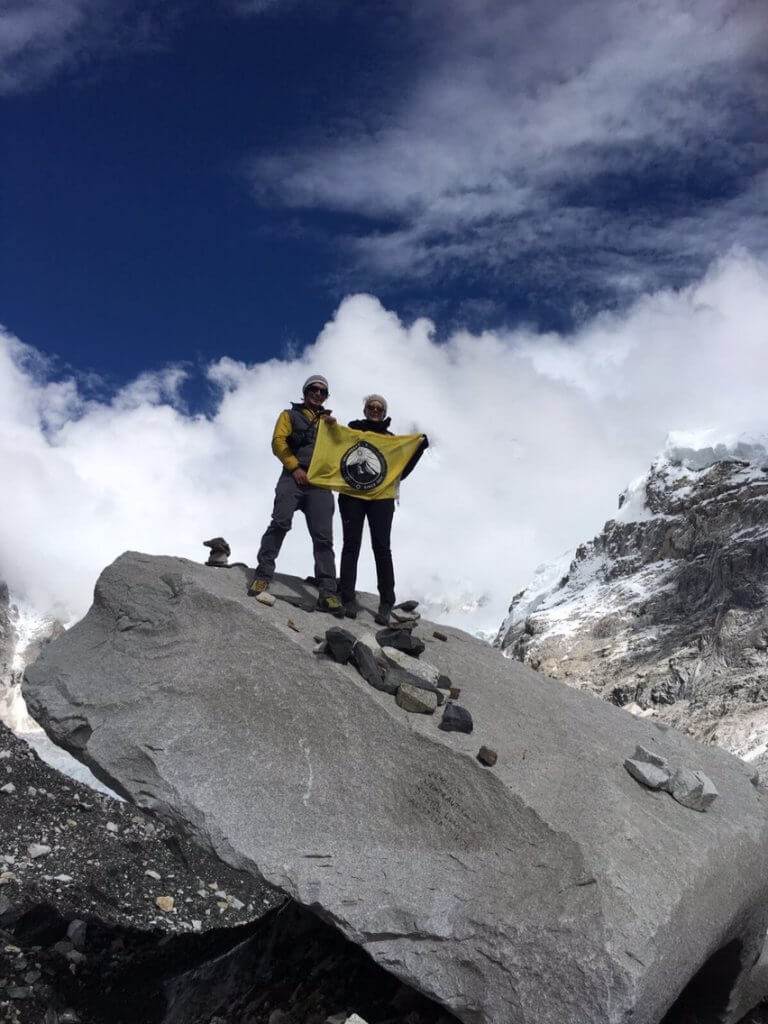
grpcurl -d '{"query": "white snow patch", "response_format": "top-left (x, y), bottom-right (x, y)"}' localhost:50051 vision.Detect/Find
top-left (615, 474), bottom-right (653, 524)
top-left (664, 430), bottom-right (768, 472)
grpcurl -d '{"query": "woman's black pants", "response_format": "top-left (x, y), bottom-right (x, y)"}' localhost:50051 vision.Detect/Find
top-left (339, 494), bottom-right (395, 605)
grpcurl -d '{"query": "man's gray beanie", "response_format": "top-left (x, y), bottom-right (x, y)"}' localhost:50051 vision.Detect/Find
top-left (302, 374), bottom-right (329, 393)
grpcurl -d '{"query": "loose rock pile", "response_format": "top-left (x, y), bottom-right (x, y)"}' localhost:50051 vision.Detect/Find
top-left (624, 743), bottom-right (722, 812)
top-left (318, 612), bottom-right (492, 753)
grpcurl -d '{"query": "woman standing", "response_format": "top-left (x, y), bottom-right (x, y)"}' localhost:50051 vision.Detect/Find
top-left (339, 394), bottom-right (427, 623)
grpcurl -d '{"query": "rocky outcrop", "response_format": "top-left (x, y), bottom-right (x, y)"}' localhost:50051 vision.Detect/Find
top-left (0, 582), bottom-right (15, 692)
top-left (496, 441), bottom-right (768, 778)
top-left (22, 551), bottom-right (768, 1024)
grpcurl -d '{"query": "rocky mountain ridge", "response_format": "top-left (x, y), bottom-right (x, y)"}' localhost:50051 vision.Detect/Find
top-left (496, 439), bottom-right (768, 775)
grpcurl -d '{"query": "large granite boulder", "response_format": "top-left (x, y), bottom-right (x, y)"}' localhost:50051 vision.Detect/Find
top-left (23, 552), bottom-right (768, 1024)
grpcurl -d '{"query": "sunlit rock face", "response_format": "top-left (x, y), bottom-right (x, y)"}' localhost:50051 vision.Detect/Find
top-left (496, 438), bottom-right (768, 774)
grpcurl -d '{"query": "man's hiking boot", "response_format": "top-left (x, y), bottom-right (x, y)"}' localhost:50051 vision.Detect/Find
top-left (374, 602), bottom-right (393, 626)
top-left (248, 578), bottom-right (269, 597)
top-left (317, 594), bottom-right (345, 617)
top-left (344, 600), bottom-right (358, 619)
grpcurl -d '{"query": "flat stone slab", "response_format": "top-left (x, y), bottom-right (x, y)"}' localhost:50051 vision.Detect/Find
top-left (380, 646), bottom-right (441, 687)
top-left (22, 553), bottom-right (768, 1024)
top-left (396, 682), bottom-right (438, 715)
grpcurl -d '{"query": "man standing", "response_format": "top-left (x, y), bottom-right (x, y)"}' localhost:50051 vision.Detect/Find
top-left (249, 375), bottom-right (343, 615)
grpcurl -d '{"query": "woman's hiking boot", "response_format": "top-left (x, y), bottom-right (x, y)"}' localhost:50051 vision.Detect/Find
top-left (344, 599), bottom-right (358, 619)
top-left (374, 602), bottom-right (393, 625)
top-left (248, 578), bottom-right (269, 597)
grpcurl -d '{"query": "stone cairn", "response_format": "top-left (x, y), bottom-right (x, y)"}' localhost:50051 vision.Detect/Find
top-left (203, 537), bottom-right (231, 567)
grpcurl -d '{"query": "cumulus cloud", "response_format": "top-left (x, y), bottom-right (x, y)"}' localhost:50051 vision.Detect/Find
top-left (1, 250), bottom-right (767, 633)
top-left (249, 0), bottom-right (768, 320)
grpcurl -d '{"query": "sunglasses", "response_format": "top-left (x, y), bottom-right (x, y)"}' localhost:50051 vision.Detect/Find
top-left (307, 386), bottom-right (328, 396)
top-left (366, 403), bottom-right (385, 412)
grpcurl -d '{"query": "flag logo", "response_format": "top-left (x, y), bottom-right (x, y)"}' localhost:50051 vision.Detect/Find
top-left (308, 421), bottom-right (424, 500)
top-left (340, 440), bottom-right (387, 492)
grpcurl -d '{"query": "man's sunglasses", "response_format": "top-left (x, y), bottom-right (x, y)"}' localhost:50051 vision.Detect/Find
top-left (307, 386), bottom-right (328, 396)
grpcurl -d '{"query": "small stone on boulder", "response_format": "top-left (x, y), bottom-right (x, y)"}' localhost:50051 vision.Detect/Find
top-left (668, 767), bottom-right (719, 812)
top-left (325, 627), bottom-right (357, 665)
top-left (391, 608), bottom-right (420, 624)
top-left (395, 600), bottom-right (419, 612)
top-left (350, 642), bottom-right (397, 695)
top-left (439, 704), bottom-right (473, 734)
top-left (203, 537), bottom-right (231, 567)
top-left (624, 758), bottom-right (671, 790)
top-left (381, 646), bottom-right (440, 687)
top-left (432, 630), bottom-right (448, 642)
top-left (633, 744), bottom-right (668, 768)
top-left (374, 628), bottom-right (425, 657)
top-left (477, 746), bottom-right (497, 767)
top-left (396, 683), bottom-right (438, 714)
top-left (256, 592), bottom-right (276, 607)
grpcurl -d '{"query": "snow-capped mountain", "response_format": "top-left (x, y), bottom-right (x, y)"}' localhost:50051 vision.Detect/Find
top-left (495, 435), bottom-right (768, 772)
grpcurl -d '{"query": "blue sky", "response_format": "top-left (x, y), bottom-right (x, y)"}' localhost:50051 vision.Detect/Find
top-left (2, 0), bottom-right (765, 394)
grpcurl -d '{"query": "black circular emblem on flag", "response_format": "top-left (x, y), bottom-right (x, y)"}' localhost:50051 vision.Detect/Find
top-left (340, 441), bottom-right (387, 492)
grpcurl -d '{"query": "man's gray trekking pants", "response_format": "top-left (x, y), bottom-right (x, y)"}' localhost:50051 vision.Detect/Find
top-left (256, 470), bottom-right (337, 594)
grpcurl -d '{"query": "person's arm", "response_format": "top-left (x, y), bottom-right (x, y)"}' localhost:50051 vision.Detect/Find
top-left (271, 410), bottom-right (301, 473)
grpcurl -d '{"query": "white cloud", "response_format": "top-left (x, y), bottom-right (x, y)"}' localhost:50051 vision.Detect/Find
top-left (250, 0), bottom-right (767, 302)
top-left (1, 249), bottom-right (767, 633)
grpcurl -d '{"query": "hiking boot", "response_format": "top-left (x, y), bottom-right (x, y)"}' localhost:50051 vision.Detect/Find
top-left (248, 578), bottom-right (269, 597)
top-left (374, 602), bottom-right (393, 626)
top-left (343, 599), bottom-right (358, 619)
top-left (317, 594), bottom-right (345, 617)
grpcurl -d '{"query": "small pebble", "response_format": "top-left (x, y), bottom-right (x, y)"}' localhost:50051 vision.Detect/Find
top-left (0, 783), bottom-right (15, 794)
top-left (477, 746), bottom-right (498, 767)
top-left (156, 896), bottom-right (175, 912)
top-left (145, 869), bottom-right (162, 880)
top-left (28, 843), bottom-right (51, 859)
top-left (433, 630), bottom-right (448, 642)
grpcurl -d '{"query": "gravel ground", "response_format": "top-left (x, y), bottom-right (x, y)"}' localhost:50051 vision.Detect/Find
top-left (0, 722), bottom-right (281, 1024)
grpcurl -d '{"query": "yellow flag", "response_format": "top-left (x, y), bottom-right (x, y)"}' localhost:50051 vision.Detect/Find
top-left (308, 421), bottom-right (424, 500)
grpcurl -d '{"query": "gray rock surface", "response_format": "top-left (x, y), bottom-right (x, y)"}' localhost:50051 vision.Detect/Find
top-left (496, 446), bottom-right (768, 780)
top-left (22, 552), bottom-right (768, 1024)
